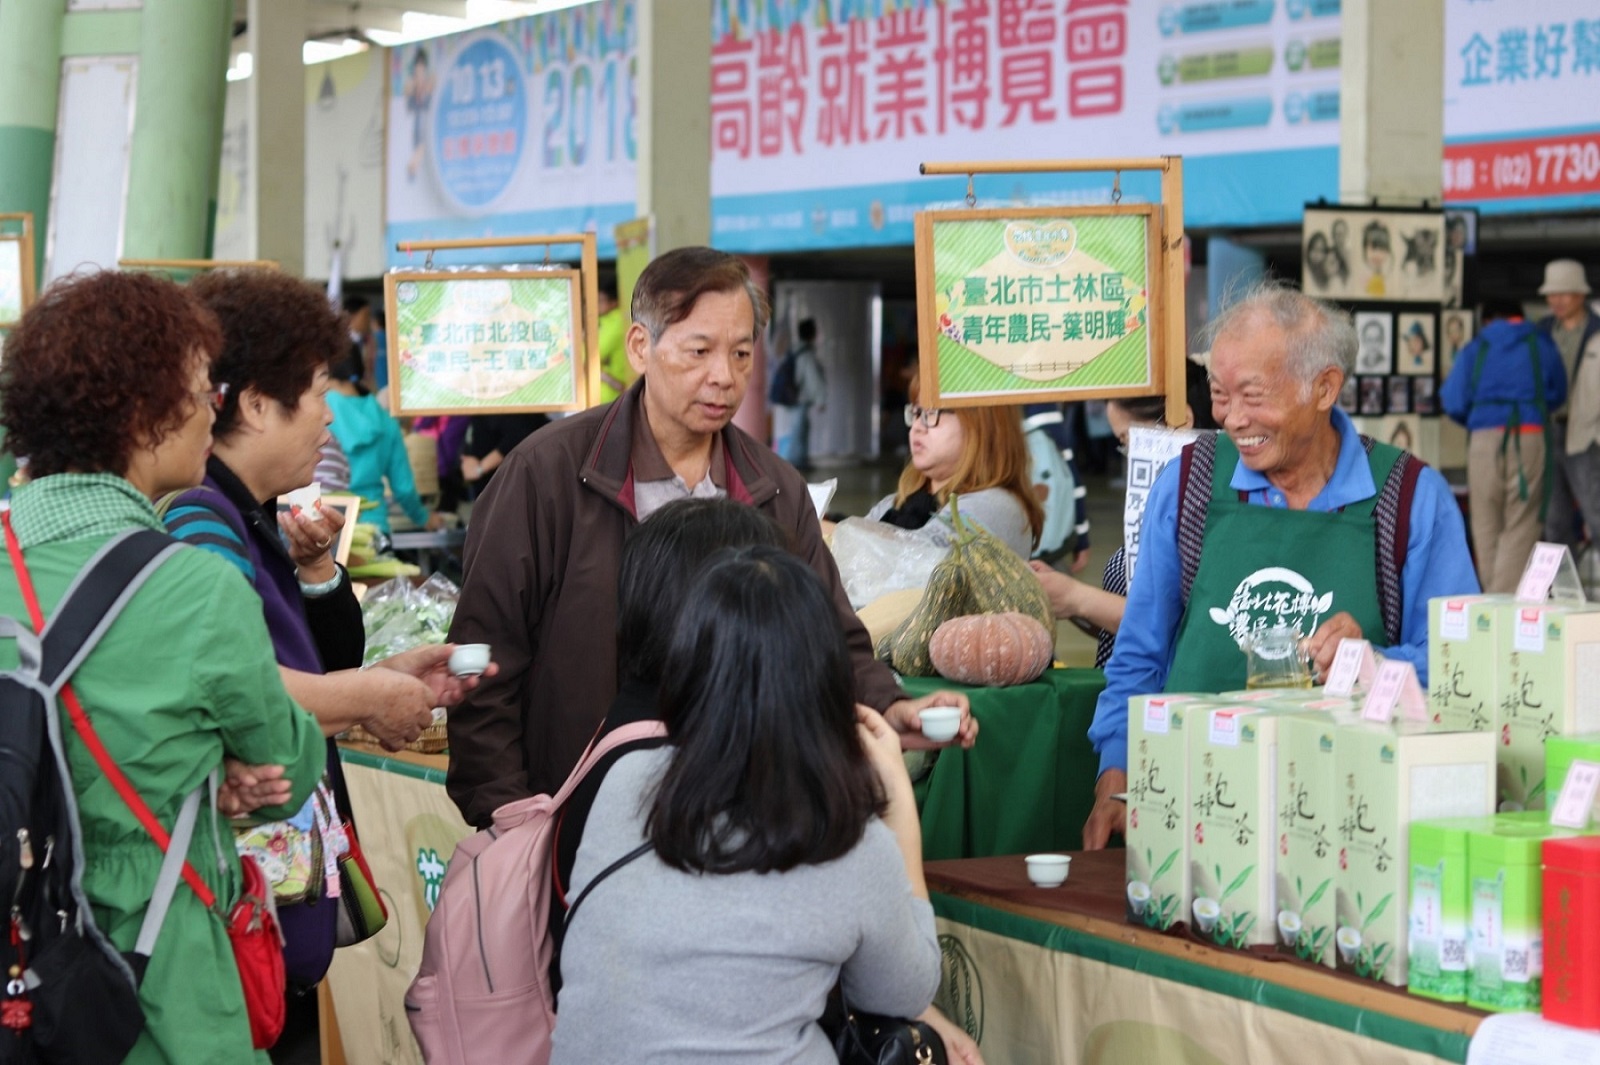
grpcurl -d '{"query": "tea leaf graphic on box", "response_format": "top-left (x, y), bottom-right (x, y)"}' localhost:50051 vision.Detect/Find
top-left (1304, 877), bottom-right (1332, 911)
top-left (1153, 848), bottom-right (1180, 882)
top-left (1222, 865), bottom-right (1255, 902)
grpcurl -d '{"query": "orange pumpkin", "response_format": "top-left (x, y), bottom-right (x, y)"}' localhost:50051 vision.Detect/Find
top-left (928, 611), bottom-right (1054, 687)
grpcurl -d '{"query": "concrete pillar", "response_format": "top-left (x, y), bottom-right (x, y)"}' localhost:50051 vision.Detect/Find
top-left (0, 1), bottom-right (68, 279)
top-left (636, 0), bottom-right (711, 252)
top-left (248, 0), bottom-right (305, 270)
top-left (123, 0), bottom-right (233, 260)
top-left (1339, 0), bottom-right (1445, 205)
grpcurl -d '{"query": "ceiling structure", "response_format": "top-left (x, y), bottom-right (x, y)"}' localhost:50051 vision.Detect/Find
top-left (231, 0), bottom-right (581, 52)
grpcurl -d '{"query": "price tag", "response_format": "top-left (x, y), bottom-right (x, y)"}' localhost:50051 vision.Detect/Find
top-left (1440, 600), bottom-right (1471, 642)
top-left (1362, 660), bottom-right (1426, 723)
top-left (1143, 700), bottom-right (1171, 735)
top-left (1516, 543), bottom-right (1567, 604)
top-left (1550, 759), bottom-right (1600, 830)
top-left (1513, 608), bottom-right (1546, 654)
top-left (1209, 708), bottom-right (1248, 747)
top-left (1324, 638), bottom-right (1379, 697)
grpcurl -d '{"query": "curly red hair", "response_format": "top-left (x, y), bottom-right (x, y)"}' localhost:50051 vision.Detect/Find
top-left (1, 270), bottom-right (222, 478)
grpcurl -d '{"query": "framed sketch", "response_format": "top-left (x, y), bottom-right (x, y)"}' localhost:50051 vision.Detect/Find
top-left (1440, 309), bottom-right (1475, 380)
top-left (0, 214), bottom-right (38, 329)
top-left (1354, 312), bottom-right (1393, 375)
top-left (1303, 207), bottom-right (1446, 303)
top-left (1396, 312), bottom-right (1436, 376)
top-left (1358, 376), bottom-right (1386, 416)
top-left (1338, 374), bottom-right (1358, 414)
top-left (915, 205), bottom-right (1162, 407)
top-left (1412, 376), bottom-right (1437, 416)
top-left (384, 269), bottom-right (587, 415)
top-left (1386, 375), bottom-right (1411, 414)
top-left (1382, 414), bottom-right (1421, 453)
top-left (1442, 209), bottom-right (1476, 309)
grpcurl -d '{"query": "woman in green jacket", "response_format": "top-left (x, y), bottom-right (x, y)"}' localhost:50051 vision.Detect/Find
top-left (0, 270), bottom-right (326, 1064)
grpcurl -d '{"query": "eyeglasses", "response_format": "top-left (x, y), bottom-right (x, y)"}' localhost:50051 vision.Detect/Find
top-left (904, 404), bottom-right (943, 429)
top-left (194, 382), bottom-right (230, 412)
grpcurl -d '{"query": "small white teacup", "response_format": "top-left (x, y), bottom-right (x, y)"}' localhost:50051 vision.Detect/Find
top-left (448, 643), bottom-right (492, 677)
top-left (1025, 853), bottom-right (1071, 888)
top-left (919, 706), bottom-right (961, 743)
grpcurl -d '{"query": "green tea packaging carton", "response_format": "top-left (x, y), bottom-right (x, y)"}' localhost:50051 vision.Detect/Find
top-left (1125, 694), bottom-right (1205, 931)
top-left (1216, 690), bottom-right (1290, 703)
top-left (1546, 733), bottom-right (1600, 823)
top-left (1427, 595), bottom-right (1506, 734)
top-left (1494, 603), bottom-right (1600, 810)
top-left (1409, 816), bottom-right (1495, 1003)
top-left (1276, 711), bottom-right (1354, 967)
top-left (1189, 705), bottom-right (1284, 950)
top-left (1333, 721), bottom-right (1496, 986)
top-left (1467, 812), bottom-right (1584, 1012)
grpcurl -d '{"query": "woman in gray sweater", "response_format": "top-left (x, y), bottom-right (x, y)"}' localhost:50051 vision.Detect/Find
top-left (551, 547), bottom-right (940, 1064)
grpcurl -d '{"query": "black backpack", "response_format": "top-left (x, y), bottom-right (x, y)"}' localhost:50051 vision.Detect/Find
top-left (1, 528), bottom-right (192, 1064)
top-left (767, 350), bottom-right (800, 407)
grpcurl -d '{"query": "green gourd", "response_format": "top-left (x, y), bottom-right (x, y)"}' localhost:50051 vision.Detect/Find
top-left (877, 495), bottom-right (1056, 676)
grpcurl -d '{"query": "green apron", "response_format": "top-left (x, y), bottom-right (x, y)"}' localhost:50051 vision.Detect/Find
top-left (1165, 435), bottom-right (1397, 693)
top-left (1467, 334), bottom-right (1552, 521)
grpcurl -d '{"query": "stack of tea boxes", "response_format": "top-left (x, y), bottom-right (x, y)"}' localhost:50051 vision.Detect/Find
top-left (1125, 596), bottom-right (1600, 1021)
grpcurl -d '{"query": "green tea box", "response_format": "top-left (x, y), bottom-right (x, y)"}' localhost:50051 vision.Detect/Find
top-left (1427, 595), bottom-right (1506, 734)
top-left (1546, 733), bottom-right (1600, 824)
top-left (1276, 712), bottom-right (1350, 967)
top-left (1190, 705), bottom-right (1283, 950)
top-left (1264, 695), bottom-right (1361, 714)
top-left (1126, 694), bottom-right (1205, 931)
top-left (1333, 722), bottom-right (1496, 986)
top-left (1495, 604), bottom-right (1600, 810)
top-left (1467, 812), bottom-right (1584, 1012)
top-left (1409, 816), bottom-right (1496, 1003)
top-left (1216, 689), bottom-right (1291, 702)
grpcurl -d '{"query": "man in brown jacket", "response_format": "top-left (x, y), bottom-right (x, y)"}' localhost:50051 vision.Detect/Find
top-left (445, 247), bottom-right (974, 828)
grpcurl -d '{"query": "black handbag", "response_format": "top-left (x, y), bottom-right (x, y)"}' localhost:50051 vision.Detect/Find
top-left (822, 988), bottom-right (949, 1065)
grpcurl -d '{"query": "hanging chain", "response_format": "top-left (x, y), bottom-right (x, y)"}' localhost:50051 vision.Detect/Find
top-left (965, 174), bottom-right (977, 209)
top-left (1112, 171), bottom-right (1123, 205)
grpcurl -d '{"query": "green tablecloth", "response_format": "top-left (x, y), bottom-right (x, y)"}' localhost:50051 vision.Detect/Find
top-left (904, 668), bottom-right (1105, 861)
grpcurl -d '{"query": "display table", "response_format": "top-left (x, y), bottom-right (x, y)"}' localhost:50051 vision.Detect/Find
top-left (904, 668), bottom-right (1104, 860)
top-left (927, 851), bottom-right (1483, 1065)
top-left (388, 527), bottom-right (467, 576)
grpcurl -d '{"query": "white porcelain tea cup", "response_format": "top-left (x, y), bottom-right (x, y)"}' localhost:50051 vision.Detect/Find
top-left (1025, 853), bottom-right (1071, 888)
top-left (448, 644), bottom-right (491, 677)
top-left (919, 706), bottom-right (961, 743)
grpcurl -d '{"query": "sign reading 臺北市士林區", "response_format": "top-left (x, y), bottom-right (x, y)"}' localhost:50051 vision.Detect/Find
top-left (384, 270), bottom-right (586, 415)
top-left (916, 207), bottom-right (1157, 407)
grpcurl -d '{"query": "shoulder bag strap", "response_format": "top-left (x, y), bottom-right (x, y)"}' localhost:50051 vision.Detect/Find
top-left (549, 719), bottom-right (669, 812)
top-left (562, 840), bottom-right (653, 933)
top-left (1, 512), bottom-right (218, 909)
top-left (1176, 433), bottom-right (1216, 606)
top-left (131, 778), bottom-right (208, 961)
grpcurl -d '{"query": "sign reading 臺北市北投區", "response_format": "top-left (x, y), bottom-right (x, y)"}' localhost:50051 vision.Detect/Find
top-left (384, 270), bottom-right (586, 415)
top-left (916, 207), bottom-right (1156, 406)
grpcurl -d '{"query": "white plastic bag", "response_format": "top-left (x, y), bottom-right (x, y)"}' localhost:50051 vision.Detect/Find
top-left (830, 517), bottom-right (948, 610)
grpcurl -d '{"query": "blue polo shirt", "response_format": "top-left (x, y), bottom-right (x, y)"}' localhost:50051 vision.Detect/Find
top-left (1088, 408), bottom-right (1480, 777)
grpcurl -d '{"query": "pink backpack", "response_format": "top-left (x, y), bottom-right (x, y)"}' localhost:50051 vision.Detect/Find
top-left (406, 721), bottom-right (667, 1064)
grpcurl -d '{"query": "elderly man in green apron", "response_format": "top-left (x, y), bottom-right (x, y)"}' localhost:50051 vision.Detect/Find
top-left (1082, 284), bottom-right (1480, 850)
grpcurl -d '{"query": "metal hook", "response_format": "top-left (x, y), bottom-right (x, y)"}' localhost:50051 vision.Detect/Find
top-left (1112, 171), bottom-right (1122, 205)
top-left (966, 174), bottom-right (976, 209)
top-left (544, 245), bottom-right (552, 265)
top-left (423, 249), bottom-right (435, 270)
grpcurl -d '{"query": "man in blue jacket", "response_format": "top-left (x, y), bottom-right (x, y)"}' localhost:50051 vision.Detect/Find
top-left (1442, 299), bottom-right (1568, 593)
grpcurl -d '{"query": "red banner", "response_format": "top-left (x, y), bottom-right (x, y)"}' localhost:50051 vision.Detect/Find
top-left (1443, 131), bottom-right (1600, 201)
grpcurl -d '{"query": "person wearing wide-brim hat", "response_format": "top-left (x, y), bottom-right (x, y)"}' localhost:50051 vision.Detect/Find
top-left (1537, 258), bottom-right (1600, 544)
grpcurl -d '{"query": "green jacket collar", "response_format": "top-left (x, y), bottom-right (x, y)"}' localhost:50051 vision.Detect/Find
top-left (8, 474), bottom-right (167, 548)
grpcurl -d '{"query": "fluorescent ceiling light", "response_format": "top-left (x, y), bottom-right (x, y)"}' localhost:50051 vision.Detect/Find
top-left (304, 39), bottom-right (370, 64)
top-left (366, 0), bottom-right (592, 47)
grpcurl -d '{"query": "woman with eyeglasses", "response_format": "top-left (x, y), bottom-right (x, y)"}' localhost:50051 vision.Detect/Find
top-left (862, 380), bottom-right (1043, 559)
top-left (0, 270), bottom-right (328, 1063)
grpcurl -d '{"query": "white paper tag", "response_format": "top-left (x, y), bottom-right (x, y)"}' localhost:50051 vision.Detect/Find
top-left (1550, 759), bottom-right (1600, 830)
top-left (1513, 608), bottom-right (1546, 654)
top-left (1440, 600), bottom-right (1471, 642)
top-left (1516, 543), bottom-right (1567, 604)
top-left (1362, 660), bottom-right (1426, 723)
top-left (1209, 708), bottom-right (1247, 747)
top-left (1324, 638), bottom-right (1378, 697)
top-left (1143, 700), bottom-right (1171, 735)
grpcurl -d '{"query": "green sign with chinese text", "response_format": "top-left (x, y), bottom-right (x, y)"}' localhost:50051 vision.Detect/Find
top-left (919, 208), bottom-right (1155, 405)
